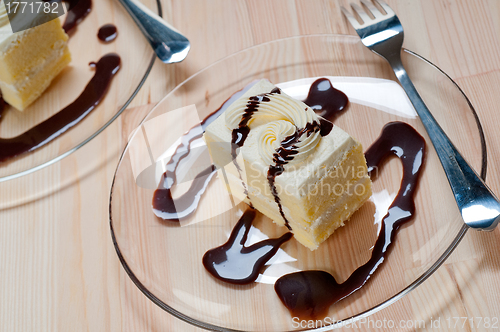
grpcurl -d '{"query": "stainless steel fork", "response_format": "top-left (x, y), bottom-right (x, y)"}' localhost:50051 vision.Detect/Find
top-left (118, 0), bottom-right (190, 63)
top-left (342, 0), bottom-right (500, 231)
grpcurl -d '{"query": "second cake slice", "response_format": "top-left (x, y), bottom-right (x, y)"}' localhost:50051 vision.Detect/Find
top-left (0, 7), bottom-right (71, 111)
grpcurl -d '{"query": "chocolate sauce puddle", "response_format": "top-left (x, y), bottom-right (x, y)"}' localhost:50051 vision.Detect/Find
top-left (98, 24), bottom-right (118, 43)
top-left (203, 209), bottom-right (292, 284)
top-left (0, 53), bottom-right (121, 163)
top-left (302, 78), bottom-right (349, 121)
top-left (63, 0), bottom-right (92, 33)
top-left (274, 121), bottom-right (426, 319)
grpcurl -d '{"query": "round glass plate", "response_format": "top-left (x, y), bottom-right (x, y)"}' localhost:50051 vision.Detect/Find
top-left (110, 35), bottom-right (483, 331)
top-left (0, 0), bottom-right (160, 182)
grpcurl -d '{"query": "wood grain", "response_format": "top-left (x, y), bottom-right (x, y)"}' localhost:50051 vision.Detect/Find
top-left (1, 0), bottom-right (500, 331)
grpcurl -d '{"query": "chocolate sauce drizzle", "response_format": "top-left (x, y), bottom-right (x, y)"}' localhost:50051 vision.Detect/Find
top-left (230, 88), bottom-right (281, 205)
top-left (63, 0), bottom-right (92, 33)
top-left (151, 117), bottom-right (219, 220)
top-left (203, 209), bottom-right (293, 284)
top-left (229, 85), bottom-right (335, 230)
top-left (267, 119), bottom-right (332, 230)
top-left (274, 121), bottom-right (426, 319)
top-left (98, 24), bottom-right (118, 43)
top-left (152, 84), bottom-right (255, 220)
top-left (302, 78), bottom-right (349, 121)
top-left (262, 78), bottom-right (342, 227)
top-left (0, 54), bottom-right (121, 163)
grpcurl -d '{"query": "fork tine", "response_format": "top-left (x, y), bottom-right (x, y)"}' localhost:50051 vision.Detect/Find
top-left (341, 6), bottom-right (362, 29)
top-left (360, 0), bottom-right (384, 17)
top-left (372, 0), bottom-right (394, 15)
top-left (350, 3), bottom-right (372, 23)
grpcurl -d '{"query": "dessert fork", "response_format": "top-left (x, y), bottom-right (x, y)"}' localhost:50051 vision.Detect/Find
top-left (117, 0), bottom-right (190, 63)
top-left (341, 0), bottom-right (500, 231)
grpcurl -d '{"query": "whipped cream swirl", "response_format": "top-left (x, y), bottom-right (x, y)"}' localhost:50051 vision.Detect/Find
top-left (225, 90), bottom-right (324, 166)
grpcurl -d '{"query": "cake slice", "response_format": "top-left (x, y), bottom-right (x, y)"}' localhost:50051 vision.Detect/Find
top-left (0, 6), bottom-right (71, 111)
top-left (204, 80), bottom-right (372, 250)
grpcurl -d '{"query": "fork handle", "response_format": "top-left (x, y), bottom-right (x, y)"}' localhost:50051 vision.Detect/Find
top-left (387, 55), bottom-right (500, 231)
top-left (117, 0), bottom-right (189, 63)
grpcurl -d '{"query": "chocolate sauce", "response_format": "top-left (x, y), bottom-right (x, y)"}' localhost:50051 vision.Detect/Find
top-left (0, 54), bottom-right (121, 163)
top-left (229, 84), bottom-right (336, 230)
top-left (262, 78), bottom-right (342, 230)
top-left (274, 121), bottom-right (426, 319)
top-left (63, 0), bottom-right (92, 33)
top-left (267, 120), bottom-right (331, 230)
top-left (231, 88), bottom-right (280, 156)
top-left (98, 24), bottom-right (118, 43)
top-left (152, 83), bottom-right (256, 220)
top-left (303, 78), bottom-right (349, 121)
top-left (151, 117), bottom-right (219, 220)
top-left (203, 209), bottom-right (293, 284)
top-left (319, 118), bottom-right (334, 136)
top-left (230, 91), bottom-right (279, 203)
top-left (153, 165), bottom-right (216, 220)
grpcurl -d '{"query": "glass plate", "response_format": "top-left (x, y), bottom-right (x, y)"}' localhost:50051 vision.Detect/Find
top-left (0, 0), bottom-right (160, 182)
top-left (110, 35), bottom-right (483, 331)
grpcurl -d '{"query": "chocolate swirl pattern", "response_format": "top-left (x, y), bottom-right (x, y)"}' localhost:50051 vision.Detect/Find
top-left (225, 89), bottom-right (324, 167)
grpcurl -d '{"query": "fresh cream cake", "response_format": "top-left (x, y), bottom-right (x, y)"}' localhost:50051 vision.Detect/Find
top-left (0, 2), bottom-right (71, 110)
top-left (204, 80), bottom-right (372, 250)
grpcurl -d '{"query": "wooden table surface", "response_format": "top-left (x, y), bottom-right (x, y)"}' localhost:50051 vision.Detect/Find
top-left (2, 0), bottom-right (500, 331)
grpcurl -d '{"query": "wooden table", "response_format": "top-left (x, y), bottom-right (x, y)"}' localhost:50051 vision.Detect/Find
top-left (1, 0), bottom-right (500, 331)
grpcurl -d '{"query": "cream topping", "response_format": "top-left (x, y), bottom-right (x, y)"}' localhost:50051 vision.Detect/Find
top-left (225, 91), bottom-right (322, 166)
